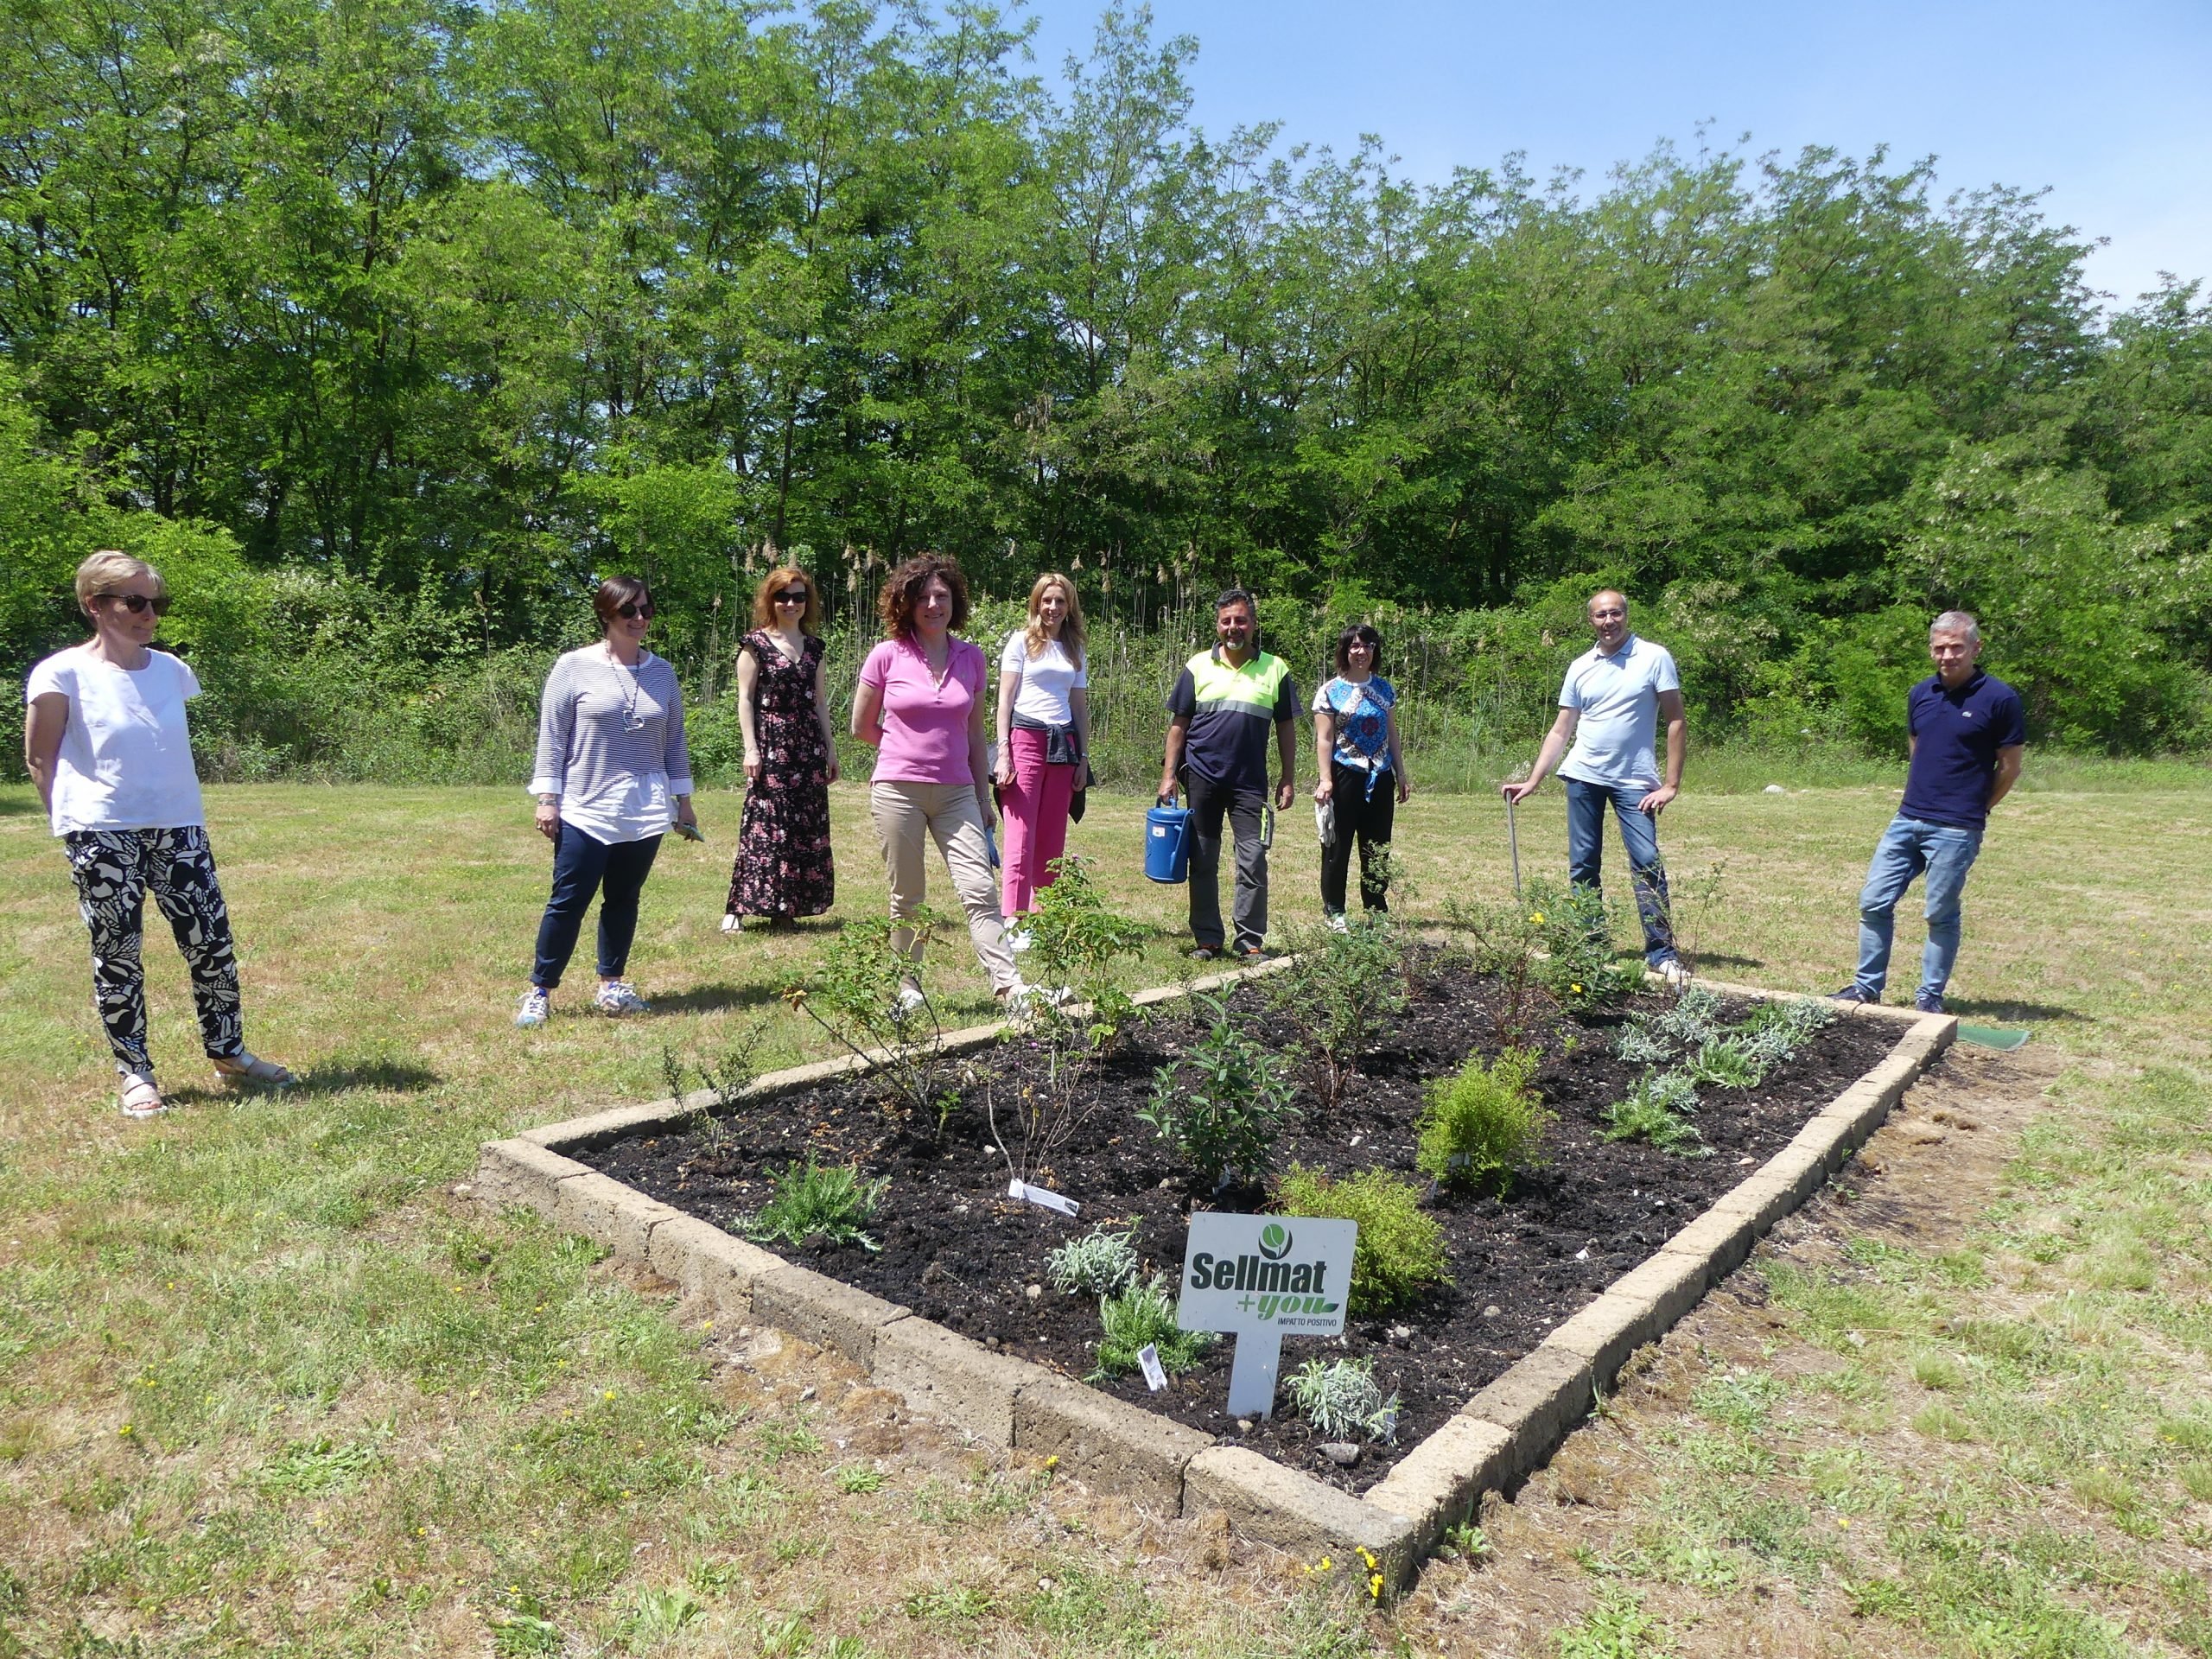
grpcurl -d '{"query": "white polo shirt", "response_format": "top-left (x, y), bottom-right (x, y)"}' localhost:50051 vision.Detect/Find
top-left (1556, 634), bottom-right (1679, 789)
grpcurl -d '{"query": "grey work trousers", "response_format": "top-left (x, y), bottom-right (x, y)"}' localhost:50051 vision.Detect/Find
top-left (1183, 771), bottom-right (1269, 952)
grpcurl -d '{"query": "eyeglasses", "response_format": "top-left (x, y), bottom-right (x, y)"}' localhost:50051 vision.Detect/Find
top-left (773, 589), bottom-right (809, 606)
top-left (96, 592), bottom-right (169, 616)
top-left (615, 602), bottom-right (654, 620)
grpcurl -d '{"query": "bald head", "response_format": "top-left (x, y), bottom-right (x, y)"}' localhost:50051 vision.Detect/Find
top-left (1587, 590), bottom-right (1630, 652)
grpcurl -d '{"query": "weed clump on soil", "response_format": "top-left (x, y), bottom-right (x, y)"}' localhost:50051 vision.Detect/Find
top-left (1601, 1071), bottom-right (1707, 1154)
top-left (1090, 1278), bottom-right (1209, 1380)
top-left (1045, 1219), bottom-right (1141, 1296)
top-left (1139, 992), bottom-right (1298, 1187)
top-left (746, 1159), bottom-right (888, 1252)
top-left (1274, 1166), bottom-right (1451, 1314)
top-left (1415, 1046), bottom-right (1548, 1193)
top-left (1287, 1357), bottom-right (1400, 1443)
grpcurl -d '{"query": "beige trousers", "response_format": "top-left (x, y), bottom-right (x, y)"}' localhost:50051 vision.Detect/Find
top-left (868, 780), bottom-right (1018, 993)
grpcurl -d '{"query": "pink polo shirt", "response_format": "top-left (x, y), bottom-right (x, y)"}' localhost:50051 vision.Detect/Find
top-left (859, 635), bottom-right (987, 785)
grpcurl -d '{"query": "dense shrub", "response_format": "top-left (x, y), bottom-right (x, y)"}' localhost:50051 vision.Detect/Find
top-left (1415, 1047), bottom-right (1548, 1193)
top-left (1273, 1166), bottom-right (1451, 1315)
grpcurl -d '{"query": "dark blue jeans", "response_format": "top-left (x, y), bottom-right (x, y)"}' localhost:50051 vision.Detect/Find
top-left (1564, 778), bottom-right (1675, 965)
top-left (531, 823), bottom-right (663, 989)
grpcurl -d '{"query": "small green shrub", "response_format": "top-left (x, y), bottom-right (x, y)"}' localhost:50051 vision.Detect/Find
top-left (746, 1160), bottom-right (888, 1252)
top-left (1601, 1071), bottom-right (1707, 1154)
top-left (1415, 1046), bottom-right (1548, 1192)
top-left (785, 914), bottom-right (955, 1128)
top-left (1273, 1165), bottom-right (1451, 1314)
top-left (1045, 1220), bottom-right (1142, 1297)
top-left (1139, 993), bottom-right (1299, 1187)
top-left (1287, 1357), bottom-right (1400, 1443)
top-left (1090, 1278), bottom-right (1209, 1380)
top-left (1025, 855), bottom-right (1145, 1051)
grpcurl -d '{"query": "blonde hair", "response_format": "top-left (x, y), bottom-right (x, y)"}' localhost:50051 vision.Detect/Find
top-left (1021, 573), bottom-right (1085, 670)
top-left (751, 565), bottom-right (823, 633)
top-left (75, 550), bottom-right (164, 615)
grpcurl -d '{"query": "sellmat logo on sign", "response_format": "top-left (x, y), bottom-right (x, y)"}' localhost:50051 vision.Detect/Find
top-left (1179, 1213), bottom-right (1357, 1416)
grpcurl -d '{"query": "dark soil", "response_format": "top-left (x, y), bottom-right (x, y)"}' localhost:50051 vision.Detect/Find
top-left (583, 957), bottom-right (1902, 1495)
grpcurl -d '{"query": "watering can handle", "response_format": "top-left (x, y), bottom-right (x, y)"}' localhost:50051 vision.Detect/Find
top-left (1156, 792), bottom-right (1178, 810)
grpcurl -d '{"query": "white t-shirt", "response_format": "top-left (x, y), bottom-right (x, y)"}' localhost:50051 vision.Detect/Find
top-left (1557, 634), bottom-right (1681, 789)
top-left (25, 645), bottom-right (207, 836)
top-left (999, 632), bottom-right (1088, 726)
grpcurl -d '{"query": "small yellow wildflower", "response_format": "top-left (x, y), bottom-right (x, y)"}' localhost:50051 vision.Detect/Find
top-left (1570, 982), bottom-right (1584, 994)
top-left (1043, 1455), bottom-right (1059, 1469)
top-left (118, 1424), bottom-right (134, 1437)
top-left (1529, 912), bottom-right (1545, 925)
top-left (603, 1389), bottom-right (616, 1402)
top-left (1837, 1517), bottom-right (1851, 1529)
top-left (1369, 1573), bottom-right (1383, 1599)
top-left (1318, 1555), bottom-right (1332, 1572)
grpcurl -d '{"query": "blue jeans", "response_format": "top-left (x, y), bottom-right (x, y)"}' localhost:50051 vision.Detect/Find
top-left (1851, 816), bottom-right (1982, 1001)
top-left (532, 823), bottom-right (663, 989)
top-left (1564, 778), bottom-right (1675, 964)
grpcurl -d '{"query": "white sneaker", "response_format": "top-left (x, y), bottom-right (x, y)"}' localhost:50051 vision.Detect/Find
top-left (1003, 979), bottom-right (1072, 1013)
top-left (721, 912), bottom-right (742, 933)
top-left (1656, 958), bottom-right (1691, 987)
top-left (1007, 925), bottom-right (1033, 952)
top-left (1325, 912), bottom-right (1350, 933)
top-left (594, 980), bottom-right (651, 1016)
top-left (515, 987), bottom-right (550, 1028)
top-left (890, 983), bottom-right (926, 1021)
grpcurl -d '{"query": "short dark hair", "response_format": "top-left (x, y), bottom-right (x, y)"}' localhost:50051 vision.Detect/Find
top-left (1214, 588), bottom-right (1255, 615)
top-left (878, 552), bottom-right (970, 639)
top-left (594, 575), bottom-right (652, 632)
top-left (1333, 623), bottom-right (1384, 676)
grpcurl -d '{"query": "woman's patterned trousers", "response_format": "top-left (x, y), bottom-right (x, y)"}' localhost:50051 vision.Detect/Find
top-left (62, 827), bottom-right (245, 1077)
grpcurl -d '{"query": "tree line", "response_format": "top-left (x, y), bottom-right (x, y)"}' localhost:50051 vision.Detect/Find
top-left (3, 0), bottom-right (2209, 773)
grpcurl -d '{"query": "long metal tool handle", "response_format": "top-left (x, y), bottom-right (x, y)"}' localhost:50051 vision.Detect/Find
top-left (1505, 795), bottom-right (1522, 900)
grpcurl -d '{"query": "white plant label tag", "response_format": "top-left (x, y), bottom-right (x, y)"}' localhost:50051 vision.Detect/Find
top-left (1136, 1344), bottom-right (1168, 1392)
top-left (1007, 1179), bottom-right (1079, 1217)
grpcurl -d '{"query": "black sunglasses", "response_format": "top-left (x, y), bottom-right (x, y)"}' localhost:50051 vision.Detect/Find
top-left (96, 592), bottom-right (170, 616)
top-left (615, 601), bottom-right (654, 620)
top-left (773, 588), bottom-right (810, 606)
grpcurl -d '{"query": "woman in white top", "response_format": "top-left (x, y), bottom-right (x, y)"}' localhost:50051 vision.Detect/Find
top-left (992, 573), bottom-right (1091, 917)
top-left (517, 575), bottom-right (696, 1027)
top-left (22, 550), bottom-right (291, 1118)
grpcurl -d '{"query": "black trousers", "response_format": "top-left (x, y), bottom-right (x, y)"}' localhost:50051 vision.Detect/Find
top-left (1319, 762), bottom-right (1395, 917)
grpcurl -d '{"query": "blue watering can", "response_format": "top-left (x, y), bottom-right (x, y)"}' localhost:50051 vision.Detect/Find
top-left (1144, 798), bottom-right (1192, 884)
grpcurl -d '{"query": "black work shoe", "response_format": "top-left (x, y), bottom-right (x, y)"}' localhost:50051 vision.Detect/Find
top-left (1189, 944), bottom-right (1221, 962)
top-left (1832, 986), bottom-right (1874, 1004)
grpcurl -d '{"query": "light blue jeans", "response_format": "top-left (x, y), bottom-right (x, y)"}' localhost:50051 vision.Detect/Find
top-left (1564, 778), bottom-right (1675, 965)
top-left (1851, 816), bottom-right (1983, 1001)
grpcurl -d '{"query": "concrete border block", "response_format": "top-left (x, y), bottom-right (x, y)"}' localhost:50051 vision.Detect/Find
top-left (1011, 1374), bottom-right (1208, 1508)
top-left (1365, 1414), bottom-right (1515, 1538)
top-left (645, 1215), bottom-right (785, 1321)
top-left (1655, 1204), bottom-right (1763, 1281)
top-left (1542, 1291), bottom-right (1664, 1381)
top-left (748, 1266), bottom-right (910, 1370)
top-left (516, 1102), bottom-right (683, 1151)
top-left (553, 1169), bottom-right (681, 1264)
top-left (471, 1138), bottom-right (588, 1218)
top-left (870, 1320), bottom-right (1033, 1447)
top-left (1462, 1344), bottom-right (1596, 1480)
top-left (1183, 1445), bottom-right (1416, 1564)
top-left (1603, 1248), bottom-right (1713, 1333)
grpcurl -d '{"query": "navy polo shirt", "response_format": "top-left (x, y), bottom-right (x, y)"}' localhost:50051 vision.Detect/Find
top-left (1900, 670), bottom-right (2026, 832)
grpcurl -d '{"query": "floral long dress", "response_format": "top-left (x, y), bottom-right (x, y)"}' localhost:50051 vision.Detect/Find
top-left (725, 630), bottom-right (836, 919)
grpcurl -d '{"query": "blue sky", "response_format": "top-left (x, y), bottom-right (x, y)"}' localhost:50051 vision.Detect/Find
top-left (1015, 0), bottom-right (2212, 308)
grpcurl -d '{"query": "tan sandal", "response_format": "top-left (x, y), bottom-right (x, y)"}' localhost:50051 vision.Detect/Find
top-left (119, 1072), bottom-right (168, 1120)
top-left (213, 1052), bottom-right (293, 1090)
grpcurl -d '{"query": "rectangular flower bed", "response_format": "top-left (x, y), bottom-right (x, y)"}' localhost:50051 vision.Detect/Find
top-left (471, 950), bottom-right (1951, 1581)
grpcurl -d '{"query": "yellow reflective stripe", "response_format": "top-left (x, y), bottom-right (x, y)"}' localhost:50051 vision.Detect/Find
top-left (1185, 651), bottom-right (1289, 712)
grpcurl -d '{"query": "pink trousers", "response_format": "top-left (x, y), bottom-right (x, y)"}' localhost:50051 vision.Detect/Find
top-left (1000, 727), bottom-right (1077, 914)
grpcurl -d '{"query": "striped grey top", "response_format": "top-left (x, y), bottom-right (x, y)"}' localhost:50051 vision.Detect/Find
top-left (528, 646), bottom-right (693, 842)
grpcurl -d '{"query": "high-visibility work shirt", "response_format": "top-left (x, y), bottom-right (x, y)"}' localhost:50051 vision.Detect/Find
top-left (1166, 647), bottom-right (1298, 793)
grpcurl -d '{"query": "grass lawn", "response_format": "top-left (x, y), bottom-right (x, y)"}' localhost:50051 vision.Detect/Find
top-left (2, 774), bottom-right (2209, 1656)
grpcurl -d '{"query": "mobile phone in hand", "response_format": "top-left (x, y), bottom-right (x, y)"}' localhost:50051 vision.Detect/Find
top-left (672, 819), bottom-right (706, 843)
